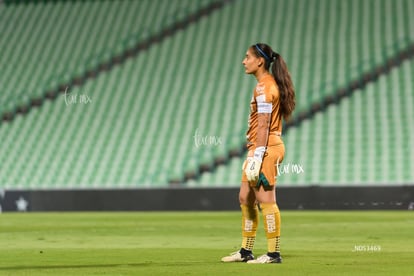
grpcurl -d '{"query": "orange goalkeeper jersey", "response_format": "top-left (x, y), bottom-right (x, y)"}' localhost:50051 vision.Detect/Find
top-left (246, 74), bottom-right (282, 150)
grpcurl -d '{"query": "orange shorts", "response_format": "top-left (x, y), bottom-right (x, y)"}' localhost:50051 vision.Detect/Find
top-left (241, 142), bottom-right (285, 189)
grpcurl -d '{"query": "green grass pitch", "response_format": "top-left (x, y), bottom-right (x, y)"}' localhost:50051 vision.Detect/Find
top-left (0, 211), bottom-right (413, 275)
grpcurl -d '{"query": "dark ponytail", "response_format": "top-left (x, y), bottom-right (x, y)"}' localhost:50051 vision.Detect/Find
top-left (252, 43), bottom-right (296, 121)
top-left (271, 52), bottom-right (295, 121)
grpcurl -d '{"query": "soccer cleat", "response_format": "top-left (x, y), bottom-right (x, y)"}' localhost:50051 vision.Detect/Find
top-left (247, 254), bottom-right (282, 264)
top-left (221, 251), bottom-right (254, 263)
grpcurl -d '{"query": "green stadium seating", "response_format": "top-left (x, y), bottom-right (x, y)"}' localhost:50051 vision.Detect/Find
top-left (0, 0), bottom-right (413, 189)
top-left (0, 0), bottom-right (217, 115)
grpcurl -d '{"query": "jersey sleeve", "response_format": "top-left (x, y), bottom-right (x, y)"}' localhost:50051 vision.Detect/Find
top-left (254, 82), bottom-right (273, 114)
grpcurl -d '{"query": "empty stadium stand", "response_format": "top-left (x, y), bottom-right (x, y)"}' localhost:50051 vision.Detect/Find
top-left (0, 0), bottom-right (413, 191)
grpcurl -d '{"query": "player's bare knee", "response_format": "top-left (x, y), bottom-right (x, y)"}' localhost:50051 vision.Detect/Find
top-left (239, 193), bottom-right (249, 205)
top-left (239, 192), bottom-right (256, 205)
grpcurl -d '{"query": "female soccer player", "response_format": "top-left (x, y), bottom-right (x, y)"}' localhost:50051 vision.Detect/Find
top-left (221, 43), bottom-right (295, 264)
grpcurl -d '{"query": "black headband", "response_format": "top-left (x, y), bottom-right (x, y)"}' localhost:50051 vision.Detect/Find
top-left (255, 44), bottom-right (271, 63)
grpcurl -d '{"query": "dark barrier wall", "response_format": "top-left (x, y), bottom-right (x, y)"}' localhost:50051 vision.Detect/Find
top-left (1, 186), bottom-right (414, 212)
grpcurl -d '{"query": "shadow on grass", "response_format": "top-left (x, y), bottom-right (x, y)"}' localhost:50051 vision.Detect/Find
top-left (0, 261), bottom-right (205, 271)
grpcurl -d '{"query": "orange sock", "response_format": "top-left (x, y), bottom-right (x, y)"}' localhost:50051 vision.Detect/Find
top-left (240, 204), bottom-right (259, 251)
top-left (260, 202), bottom-right (281, 253)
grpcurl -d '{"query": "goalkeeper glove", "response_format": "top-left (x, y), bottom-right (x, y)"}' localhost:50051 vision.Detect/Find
top-left (244, 146), bottom-right (266, 182)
